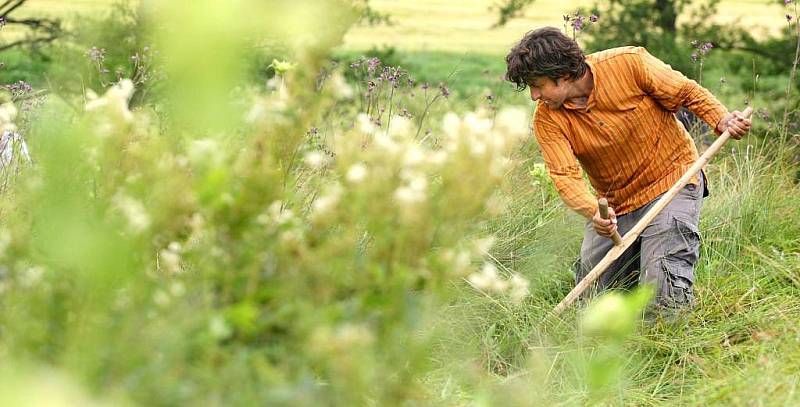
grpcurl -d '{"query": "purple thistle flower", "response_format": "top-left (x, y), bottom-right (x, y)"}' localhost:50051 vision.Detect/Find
top-left (785, 0), bottom-right (792, 5)
top-left (6, 81), bottom-right (34, 100)
top-left (589, 14), bottom-right (599, 23)
top-left (571, 15), bottom-right (585, 31)
top-left (787, 14), bottom-right (794, 22)
top-left (438, 83), bottom-right (450, 98)
top-left (691, 52), bottom-right (699, 62)
top-left (367, 80), bottom-right (376, 93)
top-left (407, 78), bottom-right (415, 87)
top-left (367, 57), bottom-right (381, 73)
top-left (0, 17), bottom-right (6, 28)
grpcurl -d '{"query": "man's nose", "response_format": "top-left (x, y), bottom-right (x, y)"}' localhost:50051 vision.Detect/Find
top-left (530, 89), bottom-right (541, 101)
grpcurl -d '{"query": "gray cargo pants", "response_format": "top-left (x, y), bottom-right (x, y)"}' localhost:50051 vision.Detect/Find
top-left (576, 173), bottom-right (705, 310)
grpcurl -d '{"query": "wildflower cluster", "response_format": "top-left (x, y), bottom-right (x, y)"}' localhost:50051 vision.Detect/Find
top-left (563, 11), bottom-right (599, 38)
top-left (86, 45), bottom-right (163, 89)
top-left (690, 40), bottom-right (714, 62)
top-left (467, 262), bottom-right (530, 304)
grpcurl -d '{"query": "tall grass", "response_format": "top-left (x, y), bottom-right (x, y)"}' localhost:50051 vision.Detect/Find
top-left (0, 1), bottom-right (798, 406)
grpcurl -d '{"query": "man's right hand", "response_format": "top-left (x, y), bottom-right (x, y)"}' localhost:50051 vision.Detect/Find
top-left (592, 206), bottom-right (618, 237)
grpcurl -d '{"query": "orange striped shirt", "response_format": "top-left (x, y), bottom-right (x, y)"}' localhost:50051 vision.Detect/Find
top-left (533, 46), bottom-right (728, 218)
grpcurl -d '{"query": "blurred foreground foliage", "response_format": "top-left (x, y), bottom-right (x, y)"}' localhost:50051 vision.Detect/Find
top-left (0, 0), bottom-right (544, 405)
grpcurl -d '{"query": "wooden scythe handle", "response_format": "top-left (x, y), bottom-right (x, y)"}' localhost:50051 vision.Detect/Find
top-left (552, 107), bottom-right (753, 315)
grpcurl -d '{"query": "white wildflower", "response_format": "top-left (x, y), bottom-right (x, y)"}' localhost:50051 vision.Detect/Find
top-left (427, 150), bottom-right (448, 166)
top-left (387, 116), bottom-right (412, 138)
top-left (489, 156), bottom-right (512, 177)
top-left (311, 184), bottom-right (343, 223)
top-left (467, 263), bottom-right (508, 293)
top-left (329, 72), bottom-right (353, 100)
top-left (403, 145), bottom-right (426, 167)
top-left (485, 193), bottom-right (510, 216)
top-left (85, 79), bottom-right (135, 123)
top-left (20, 265), bottom-right (45, 288)
top-left (0, 103), bottom-right (17, 132)
top-left (279, 229), bottom-right (303, 248)
top-left (245, 98), bottom-right (267, 123)
top-left (310, 323), bottom-right (374, 353)
top-left (303, 150), bottom-right (328, 169)
top-left (469, 140), bottom-right (487, 156)
top-left (209, 315), bottom-right (232, 340)
top-left (373, 133), bottom-right (401, 154)
top-left (188, 138), bottom-right (224, 167)
top-left (581, 292), bottom-right (629, 337)
top-left (394, 172), bottom-right (427, 205)
top-left (442, 248), bottom-right (472, 276)
top-left (356, 113), bottom-right (378, 135)
top-left (463, 112), bottom-right (492, 136)
top-left (112, 193), bottom-right (150, 233)
top-left (336, 323), bottom-right (374, 347)
top-left (346, 163), bottom-right (368, 183)
top-left (473, 236), bottom-right (496, 256)
top-left (508, 273), bottom-right (530, 304)
top-left (494, 106), bottom-right (530, 140)
top-left (188, 212), bottom-right (206, 241)
top-left (259, 201), bottom-right (294, 226)
top-left (442, 112), bottom-right (461, 139)
top-left (159, 243), bottom-right (182, 274)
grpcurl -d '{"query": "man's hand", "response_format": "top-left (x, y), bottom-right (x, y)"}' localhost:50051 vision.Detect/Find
top-left (592, 206), bottom-right (618, 237)
top-left (716, 110), bottom-right (752, 140)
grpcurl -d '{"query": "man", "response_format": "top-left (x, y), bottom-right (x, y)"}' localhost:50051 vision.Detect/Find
top-left (505, 27), bottom-right (751, 311)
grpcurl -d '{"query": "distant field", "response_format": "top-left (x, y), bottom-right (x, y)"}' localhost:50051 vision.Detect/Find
top-left (2, 0), bottom-right (789, 54)
top-left (8, 0), bottom-right (116, 20)
top-left (345, 0), bottom-right (787, 53)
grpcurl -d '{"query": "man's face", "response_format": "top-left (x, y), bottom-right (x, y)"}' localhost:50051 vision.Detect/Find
top-left (528, 76), bottom-right (570, 109)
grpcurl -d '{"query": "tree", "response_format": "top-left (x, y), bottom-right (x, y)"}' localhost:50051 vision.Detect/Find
top-left (0, 0), bottom-right (61, 52)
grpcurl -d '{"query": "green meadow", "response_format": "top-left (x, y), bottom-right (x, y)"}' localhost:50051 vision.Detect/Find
top-left (0, 1), bottom-right (798, 405)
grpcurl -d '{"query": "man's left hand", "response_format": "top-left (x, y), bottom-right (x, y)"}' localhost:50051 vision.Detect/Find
top-left (716, 111), bottom-right (752, 140)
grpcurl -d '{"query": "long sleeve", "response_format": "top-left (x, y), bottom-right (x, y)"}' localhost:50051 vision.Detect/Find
top-left (533, 110), bottom-right (598, 218)
top-left (632, 47), bottom-right (728, 129)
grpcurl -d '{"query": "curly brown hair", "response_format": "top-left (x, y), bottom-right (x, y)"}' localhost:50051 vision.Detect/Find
top-left (505, 27), bottom-right (589, 91)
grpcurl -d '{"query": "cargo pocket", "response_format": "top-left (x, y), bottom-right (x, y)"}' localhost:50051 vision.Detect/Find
top-left (660, 257), bottom-right (695, 308)
top-left (658, 216), bottom-right (701, 308)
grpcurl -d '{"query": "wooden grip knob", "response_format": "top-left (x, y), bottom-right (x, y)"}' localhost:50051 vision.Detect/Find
top-left (598, 198), bottom-right (623, 246)
top-left (598, 198), bottom-right (610, 219)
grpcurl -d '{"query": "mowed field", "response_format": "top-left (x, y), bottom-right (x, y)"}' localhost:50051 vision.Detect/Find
top-left (5, 0), bottom-right (788, 54)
